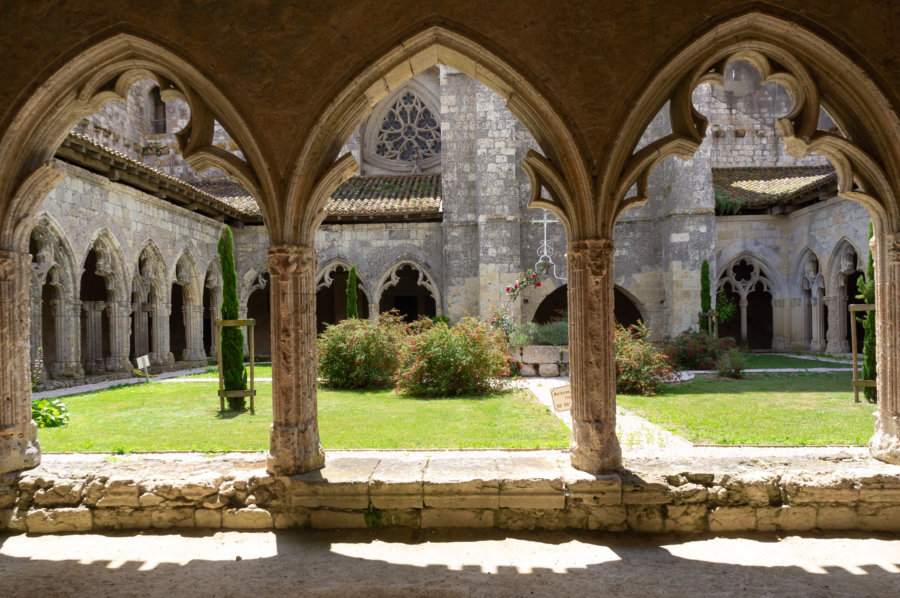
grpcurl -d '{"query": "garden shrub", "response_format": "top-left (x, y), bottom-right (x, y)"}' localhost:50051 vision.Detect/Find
top-left (32, 397), bottom-right (68, 428)
top-left (395, 318), bottom-right (511, 397)
top-left (508, 320), bottom-right (569, 346)
top-left (614, 323), bottom-right (675, 395)
top-left (663, 329), bottom-right (736, 370)
top-left (346, 265), bottom-right (358, 318)
top-left (218, 226), bottom-right (247, 410)
top-left (716, 347), bottom-right (746, 379)
top-left (318, 311), bottom-right (409, 389)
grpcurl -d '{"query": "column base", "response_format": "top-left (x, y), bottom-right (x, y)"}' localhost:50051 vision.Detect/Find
top-left (267, 422), bottom-right (325, 475)
top-left (570, 420), bottom-right (622, 474)
top-left (870, 411), bottom-right (900, 465)
top-left (826, 340), bottom-right (850, 354)
top-left (181, 349), bottom-right (207, 362)
top-left (772, 337), bottom-right (787, 352)
top-left (0, 423), bottom-right (40, 474)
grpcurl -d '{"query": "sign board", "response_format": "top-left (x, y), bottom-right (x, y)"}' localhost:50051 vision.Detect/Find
top-left (136, 355), bottom-right (150, 369)
top-left (550, 385), bottom-right (572, 412)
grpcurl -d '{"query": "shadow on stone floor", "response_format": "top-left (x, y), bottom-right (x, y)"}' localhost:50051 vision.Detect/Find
top-left (1, 529), bottom-right (898, 597)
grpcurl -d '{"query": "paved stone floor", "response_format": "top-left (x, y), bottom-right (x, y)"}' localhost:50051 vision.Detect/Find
top-left (1, 529), bottom-right (898, 597)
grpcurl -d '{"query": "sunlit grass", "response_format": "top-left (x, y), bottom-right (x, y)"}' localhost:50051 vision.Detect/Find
top-left (38, 381), bottom-right (570, 451)
top-left (617, 372), bottom-right (876, 445)
top-left (741, 354), bottom-right (851, 370)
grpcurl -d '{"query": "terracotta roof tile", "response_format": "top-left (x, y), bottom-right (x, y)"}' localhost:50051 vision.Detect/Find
top-left (712, 166), bottom-right (836, 208)
top-left (327, 174), bottom-right (442, 216)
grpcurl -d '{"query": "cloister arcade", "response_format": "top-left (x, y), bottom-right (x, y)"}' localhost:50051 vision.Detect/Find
top-left (1, 8), bottom-right (900, 479)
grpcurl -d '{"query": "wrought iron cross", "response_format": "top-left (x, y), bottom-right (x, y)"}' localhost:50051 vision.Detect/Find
top-left (531, 210), bottom-right (566, 282)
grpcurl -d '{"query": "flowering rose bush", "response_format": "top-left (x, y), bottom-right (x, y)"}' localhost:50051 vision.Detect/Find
top-left (395, 318), bottom-right (511, 397)
top-left (662, 329), bottom-right (736, 370)
top-left (504, 262), bottom-right (550, 301)
top-left (614, 322), bottom-right (675, 395)
top-left (318, 311), bottom-right (409, 388)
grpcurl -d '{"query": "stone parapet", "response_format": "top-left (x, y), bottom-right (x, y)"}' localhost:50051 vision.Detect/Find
top-left (3, 451), bottom-right (900, 534)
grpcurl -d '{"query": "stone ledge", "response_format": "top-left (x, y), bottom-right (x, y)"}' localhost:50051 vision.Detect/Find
top-left (2, 450), bottom-right (899, 534)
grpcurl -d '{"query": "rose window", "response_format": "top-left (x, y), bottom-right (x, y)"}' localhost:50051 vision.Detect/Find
top-left (375, 92), bottom-right (441, 163)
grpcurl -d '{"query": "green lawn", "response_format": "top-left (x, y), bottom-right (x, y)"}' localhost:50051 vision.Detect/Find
top-left (741, 354), bottom-right (850, 369)
top-left (38, 382), bottom-right (570, 452)
top-left (617, 373), bottom-right (876, 445)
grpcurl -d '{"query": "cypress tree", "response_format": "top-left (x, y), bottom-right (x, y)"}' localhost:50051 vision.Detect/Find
top-left (218, 226), bottom-right (247, 410)
top-left (857, 221), bottom-right (876, 403)
top-left (346, 266), bottom-right (358, 319)
top-left (700, 259), bottom-right (712, 334)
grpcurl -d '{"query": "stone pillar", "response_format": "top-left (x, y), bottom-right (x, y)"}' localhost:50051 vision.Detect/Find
top-left (106, 300), bottom-right (132, 372)
top-left (810, 294), bottom-right (826, 352)
top-left (266, 245), bottom-right (325, 475)
top-left (183, 304), bottom-right (206, 361)
top-left (825, 295), bottom-right (850, 353)
top-left (368, 303), bottom-right (378, 321)
top-left (567, 239), bottom-right (621, 474)
top-left (81, 301), bottom-right (106, 373)
top-left (771, 298), bottom-right (787, 351)
top-left (789, 297), bottom-right (806, 348)
top-left (0, 250), bottom-right (40, 473)
top-left (151, 302), bottom-right (174, 366)
top-left (207, 304), bottom-right (220, 360)
top-left (57, 298), bottom-right (84, 378)
top-left (133, 301), bottom-right (148, 360)
top-left (739, 297), bottom-right (749, 346)
top-left (30, 294), bottom-right (41, 367)
top-left (871, 232), bottom-right (900, 464)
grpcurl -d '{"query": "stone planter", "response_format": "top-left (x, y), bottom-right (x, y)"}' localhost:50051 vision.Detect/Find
top-left (510, 345), bottom-right (569, 377)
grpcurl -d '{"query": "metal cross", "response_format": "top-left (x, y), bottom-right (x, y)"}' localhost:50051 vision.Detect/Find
top-left (530, 210), bottom-right (566, 282)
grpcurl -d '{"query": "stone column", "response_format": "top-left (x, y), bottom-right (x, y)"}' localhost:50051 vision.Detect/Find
top-left (789, 297), bottom-right (806, 348)
top-left (771, 298), bottom-right (788, 351)
top-left (567, 239), bottom-right (621, 474)
top-left (739, 297), bottom-right (749, 346)
top-left (207, 304), bottom-right (220, 360)
top-left (0, 250), bottom-right (40, 473)
top-left (133, 300), bottom-right (148, 360)
top-left (368, 303), bottom-right (378, 321)
top-left (183, 304), bottom-right (206, 361)
top-left (810, 294), bottom-right (826, 352)
top-left (825, 295), bottom-right (850, 353)
top-left (151, 302), bottom-right (174, 366)
top-left (871, 232), bottom-right (900, 464)
top-left (266, 244), bottom-right (325, 475)
top-left (106, 300), bottom-right (132, 372)
top-left (57, 298), bottom-right (83, 378)
top-left (81, 301), bottom-right (106, 373)
top-left (30, 294), bottom-right (41, 367)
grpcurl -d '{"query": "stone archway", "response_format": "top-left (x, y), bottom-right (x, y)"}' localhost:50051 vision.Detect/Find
top-left (825, 239), bottom-right (865, 354)
top-left (202, 260), bottom-right (222, 360)
top-left (172, 251), bottom-right (205, 364)
top-left (717, 257), bottom-right (776, 350)
top-left (375, 261), bottom-right (439, 323)
top-left (315, 260), bottom-right (371, 333)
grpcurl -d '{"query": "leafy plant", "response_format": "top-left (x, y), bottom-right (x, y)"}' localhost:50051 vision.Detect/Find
top-left (508, 321), bottom-right (569, 346)
top-left (32, 397), bottom-right (68, 428)
top-left (218, 226), bottom-right (247, 410)
top-left (663, 329), bottom-right (736, 370)
top-left (504, 262), bottom-right (550, 302)
top-left (395, 318), bottom-right (511, 397)
top-left (716, 347), bottom-right (746, 379)
top-left (715, 188), bottom-right (743, 215)
top-left (716, 292), bottom-right (737, 324)
top-left (857, 220), bottom-right (876, 403)
top-left (614, 322), bottom-right (675, 395)
top-left (346, 265), bottom-right (358, 319)
top-left (318, 311), bottom-right (409, 389)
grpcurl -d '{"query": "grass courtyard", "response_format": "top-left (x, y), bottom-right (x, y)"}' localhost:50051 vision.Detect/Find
top-left (37, 381), bottom-right (571, 452)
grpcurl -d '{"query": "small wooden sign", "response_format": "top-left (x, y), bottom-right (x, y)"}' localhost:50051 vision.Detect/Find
top-left (136, 355), bottom-right (150, 369)
top-left (550, 385), bottom-right (572, 412)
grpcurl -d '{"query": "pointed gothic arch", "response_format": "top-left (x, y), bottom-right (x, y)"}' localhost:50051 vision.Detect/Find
top-left (790, 248), bottom-right (826, 351)
top-left (315, 258), bottom-right (371, 333)
top-left (825, 238), bottom-right (865, 354)
top-left (375, 259), bottom-right (440, 322)
top-left (171, 250), bottom-right (205, 363)
top-left (134, 241), bottom-right (171, 366)
top-left (79, 230), bottom-right (130, 374)
top-left (717, 254), bottom-right (778, 350)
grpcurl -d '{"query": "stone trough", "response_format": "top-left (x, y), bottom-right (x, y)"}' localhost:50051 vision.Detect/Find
top-left (2, 449), bottom-right (899, 534)
top-left (510, 345), bottom-right (569, 377)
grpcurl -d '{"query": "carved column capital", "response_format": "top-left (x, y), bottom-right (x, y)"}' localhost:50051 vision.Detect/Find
top-left (567, 239), bottom-right (614, 277)
top-left (267, 244), bottom-right (316, 276)
top-left (887, 232), bottom-right (900, 264)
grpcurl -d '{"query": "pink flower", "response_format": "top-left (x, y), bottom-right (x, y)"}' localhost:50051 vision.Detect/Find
top-left (514, 283), bottom-right (518, 289)
top-left (536, 282), bottom-right (541, 287)
top-left (505, 287), bottom-right (510, 292)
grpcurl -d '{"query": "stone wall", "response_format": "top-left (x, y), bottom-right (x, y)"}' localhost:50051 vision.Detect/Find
top-left (3, 453), bottom-right (899, 533)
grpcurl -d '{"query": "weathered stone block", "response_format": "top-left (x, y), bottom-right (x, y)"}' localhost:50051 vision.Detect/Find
top-left (672, 483), bottom-right (707, 503)
top-left (0, 482), bottom-right (15, 509)
top-left (496, 508), bottom-right (580, 531)
top-left (626, 505), bottom-right (664, 533)
top-left (497, 455), bottom-right (565, 510)
top-left (586, 506), bottom-right (627, 531)
top-left (222, 507), bottom-right (274, 529)
top-left (32, 481), bottom-right (84, 507)
top-left (150, 507), bottom-right (195, 529)
top-left (310, 510), bottom-right (367, 529)
top-left (378, 509), bottom-right (420, 528)
top-left (521, 345), bottom-right (560, 364)
top-left (26, 508), bottom-right (92, 533)
top-left (537, 363), bottom-right (560, 377)
top-left (195, 509), bottom-right (223, 529)
top-left (423, 457), bottom-right (499, 509)
top-left (370, 457), bottom-right (426, 510)
top-left (519, 364), bottom-right (537, 377)
top-left (858, 474), bottom-right (900, 503)
top-left (420, 508), bottom-right (494, 528)
top-left (782, 473), bottom-right (858, 505)
top-left (565, 472), bottom-right (622, 507)
top-left (291, 458), bottom-right (378, 509)
top-left (97, 477), bottom-right (140, 508)
top-left (816, 506), bottom-right (858, 530)
top-left (708, 506), bottom-right (756, 532)
top-left (0, 508), bottom-right (27, 532)
top-left (665, 504), bottom-right (707, 532)
top-left (622, 475), bottom-right (673, 505)
top-left (92, 508), bottom-right (151, 530)
top-left (858, 504), bottom-right (900, 532)
top-left (138, 492), bottom-right (165, 507)
top-left (177, 475), bottom-right (221, 502)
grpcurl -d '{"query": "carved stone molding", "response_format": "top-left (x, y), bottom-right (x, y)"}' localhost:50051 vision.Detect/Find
top-left (887, 233), bottom-right (900, 265)
top-left (567, 239), bottom-right (614, 279)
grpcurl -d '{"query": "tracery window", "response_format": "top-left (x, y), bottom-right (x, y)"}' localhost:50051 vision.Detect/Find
top-left (147, 87), bottom-right (166, 135)
top-left (374, 91), bottom-right (441, 165)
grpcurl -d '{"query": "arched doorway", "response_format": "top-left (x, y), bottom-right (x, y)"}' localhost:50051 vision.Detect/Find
top-left (246, 273), bottom-right (271, 358)
top-left (717, 258), bottom-right (774, 350)
top-left (79, 248), bottom-right (112, 374)
top-left (532, 285), bottom-right (567, 324)
top-left (377, 263), bottom-right (437, 322)
top-left (316, 264), bottom-right (370, 333)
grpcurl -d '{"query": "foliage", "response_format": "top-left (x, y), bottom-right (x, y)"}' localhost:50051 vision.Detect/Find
top-left (504, 262), bottom-right (550, 302)
top-left (346, 265), bottom-right (358, 319)
top-left (217, 226), bottom-right (247, 409)
top-left (715, 292), bottom-right (737, 324)
top-left (395, 318), bottom-right (511, 397)
top-left (714, 188), bottom-right (743, 215)
top-left (614, 322), bottom-right (675, 395)
top-left (318, 311), bottom-right (409, 389)
top-left (508, 320), bottom-right (569, 346)
top-left (700, 260), bottom-right (712, 333)
top-left (663, 328), bottom-right (736, 370)
top-left (488, 305), bottom-right (514, 338)
top-left (857, 220), bottom-right (876, 403)
top-left (716, 347), bottom-right (746, 379)
top-left (32, 397), bottom-right (68, 428)
top-left (31, 346), bottom-right (44, 390)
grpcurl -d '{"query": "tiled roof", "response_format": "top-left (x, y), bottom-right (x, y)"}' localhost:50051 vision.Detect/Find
top-left (712, 166), bottom-right (837, 208)
top-left (189, 180), bottom-right (261, 216)
top-left (327, 174), bottom-right (442, 216)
